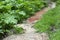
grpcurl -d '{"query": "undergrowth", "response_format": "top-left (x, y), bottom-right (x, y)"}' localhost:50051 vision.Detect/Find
top-left (34, 5), bottom-right (60, 40)
top-left (0, 0), bottom-right (46, 39)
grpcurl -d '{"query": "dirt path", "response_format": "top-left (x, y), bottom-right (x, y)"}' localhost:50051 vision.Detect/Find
top-left (3, 23), bottom-right (49, 40)
top-left (3, 2), bottom-right (56, 40)
top-left (3, 7), bottom-right (50, 40)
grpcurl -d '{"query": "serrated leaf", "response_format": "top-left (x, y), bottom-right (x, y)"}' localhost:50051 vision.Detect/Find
top-left (19, 11), bottom-right (26, 16)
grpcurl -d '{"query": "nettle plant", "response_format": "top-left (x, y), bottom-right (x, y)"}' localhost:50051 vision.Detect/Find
top-left (34, 5), bottom-right (60, 40)
top-left (0, 0), bottom-right (45, 38)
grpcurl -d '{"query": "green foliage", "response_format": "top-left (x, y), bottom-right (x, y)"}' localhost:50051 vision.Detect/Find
top-left (13, 27), bottom-right (24, 34)
top-left (34, 5), bottom-right (60, 40)
top-left (0, 0), bottom-right (45, 38)
top-left (34, 5), bottom-right (60, 32)
top-left (56, 0), bottom-right (60, 5)
top-left (49, 29), bottom-right (60, 40)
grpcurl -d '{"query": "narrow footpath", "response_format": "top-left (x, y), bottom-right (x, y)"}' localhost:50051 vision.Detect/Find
top-left (3, 7), bottom-right (50, 40)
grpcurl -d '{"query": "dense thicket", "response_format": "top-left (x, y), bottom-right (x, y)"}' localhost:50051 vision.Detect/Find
top-left (0, 0), bottom-right (45, 39)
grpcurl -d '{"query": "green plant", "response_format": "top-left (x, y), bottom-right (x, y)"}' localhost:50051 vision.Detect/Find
top-left (56, 0), bottom-right (60, 5)
top-left (13, 27), bottom-right (24, 34)
top-left (0, 0), bottom-right (46, 39)
top-left (34, 10), bottom-right (56, 32)
top-left (49, 29), bottom-right (60, 40)
top-left (34, 5), bottom-right (60, 40)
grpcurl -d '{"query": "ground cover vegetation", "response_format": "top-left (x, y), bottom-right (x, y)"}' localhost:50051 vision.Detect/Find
top-left (0, 0), bottom-right (46, 39)
top-left (34, 4), bottom-right (60, 40)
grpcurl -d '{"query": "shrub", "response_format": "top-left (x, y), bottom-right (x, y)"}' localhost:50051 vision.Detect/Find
top-left (0, 0), bottom-right (46, 39)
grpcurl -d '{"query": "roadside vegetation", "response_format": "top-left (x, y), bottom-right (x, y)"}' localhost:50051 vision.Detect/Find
top-left (34, 1), bottom-right (60, 40)
top-left (0, 0), bottom-right (46, 39)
